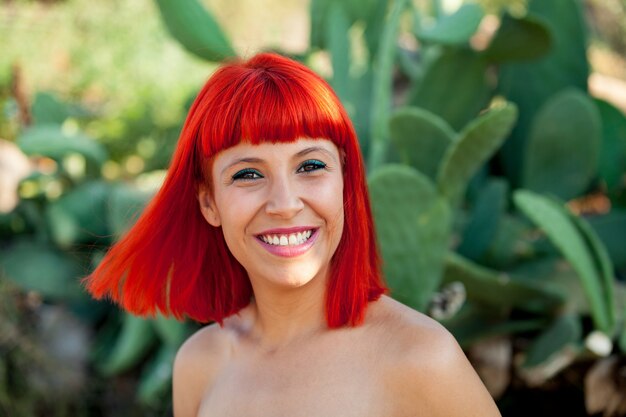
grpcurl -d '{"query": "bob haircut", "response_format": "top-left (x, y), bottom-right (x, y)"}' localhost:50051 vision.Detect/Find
top-left (83, 52), bottom-right (387, 328)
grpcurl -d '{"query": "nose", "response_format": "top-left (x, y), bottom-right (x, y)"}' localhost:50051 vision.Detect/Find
top-left (265, 175), bottom-right (304, 219)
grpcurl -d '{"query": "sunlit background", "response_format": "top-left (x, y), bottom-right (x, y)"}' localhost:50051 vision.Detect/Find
top-left (1, 0), bottom-right (626, 416)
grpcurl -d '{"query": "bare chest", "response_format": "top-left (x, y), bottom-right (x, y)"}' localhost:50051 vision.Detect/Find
top-left (196, 337), bottom-right (391, 417)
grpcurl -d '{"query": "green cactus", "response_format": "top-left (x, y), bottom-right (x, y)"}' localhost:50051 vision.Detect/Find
top-left (437, 103), bottom-right (518, 208)
top-left (349, 68), bottom-right (375, 156)
top-left (310, 0), bottom-right (384, 51)
top-left (153, 0), bottom-right (235, 62)
top-left (521, 89), bottom-right (601, 200)
top-left (458, 179), bottom-right (509, 261)
top-left (369, 0), bottom-right (409, 171)
top-left (595, 99), bottom-right (626, 193)
top-left (587, 209), bottom-right (626, 271)
top-left (498, 0), bottom-right (589, 183)
top-left (415, 3), bottom-right (484, 45)
top-left (325, 2), bottom-right (351, 104)
top-left (407, 47), bottom-right (491, 131)
top-left (388, 106), bottom-right (455, 180)
top-left (513, 190), bottom-right (614, 334)
top-left (483, 213), bottom-right (533, 269)
top-left (368, 164), bottom-right (452, 310)
top-left (483, 13), bottom-right (552, 63)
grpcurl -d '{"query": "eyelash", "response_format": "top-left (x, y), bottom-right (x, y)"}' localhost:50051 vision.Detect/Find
top-left (298, 159), bottom-right (327, 173)
top-left (231, 160), bottom-right (327, 181)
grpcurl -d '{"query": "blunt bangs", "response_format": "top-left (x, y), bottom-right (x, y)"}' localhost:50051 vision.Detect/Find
top-left (197, 55), bottom-right (351, 160)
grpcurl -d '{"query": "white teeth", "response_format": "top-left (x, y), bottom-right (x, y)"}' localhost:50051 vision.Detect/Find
top-left (260, 229), bottom-right (314, 246)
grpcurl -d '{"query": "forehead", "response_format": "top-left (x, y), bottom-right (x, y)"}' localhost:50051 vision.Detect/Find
top-left (213, 138), bottom-right (340, 167)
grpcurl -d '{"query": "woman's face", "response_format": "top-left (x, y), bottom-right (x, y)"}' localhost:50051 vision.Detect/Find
top-left (198, 138), bottom-right (344, 290)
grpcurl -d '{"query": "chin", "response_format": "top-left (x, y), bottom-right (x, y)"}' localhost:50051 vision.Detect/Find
top-left (271, 273), bottom-right (316, 289)
top-left (258, 264), bottom-right (324, 289)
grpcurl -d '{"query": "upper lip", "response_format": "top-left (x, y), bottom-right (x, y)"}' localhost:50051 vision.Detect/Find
top-left (256, 226), bottom-right (317, 236)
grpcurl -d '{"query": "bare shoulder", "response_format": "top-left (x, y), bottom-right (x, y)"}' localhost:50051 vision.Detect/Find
top-left (367, 296), bottom-right (501, 417)
top-left (172, 319), bottom-right (234, 417)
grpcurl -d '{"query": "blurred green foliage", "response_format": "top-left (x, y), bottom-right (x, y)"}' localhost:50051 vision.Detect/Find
top-left (1, 0), bottom-right (626, 415)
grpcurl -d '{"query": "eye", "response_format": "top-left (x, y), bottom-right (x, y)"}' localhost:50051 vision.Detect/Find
top-left (297, 159), bottom-right (327, 173)
top-left (232, 168), bottom-right (263, 181)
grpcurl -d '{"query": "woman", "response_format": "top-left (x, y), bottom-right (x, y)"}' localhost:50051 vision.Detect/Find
top-left (84, 53), bottom-right (501, 416)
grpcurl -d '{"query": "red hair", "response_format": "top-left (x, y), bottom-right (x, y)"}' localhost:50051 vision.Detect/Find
top-left (83, 53), bottom-right (387, 328)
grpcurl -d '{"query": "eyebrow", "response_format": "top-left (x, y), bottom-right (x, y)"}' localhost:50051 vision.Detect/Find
top-left (220, 146), bottom-right (338, 175)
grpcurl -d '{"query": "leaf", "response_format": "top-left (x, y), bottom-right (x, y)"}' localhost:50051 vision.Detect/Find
top-left (45, 181), bottom-right (110, 247)
top-left (152, 315), bottom-right (191, 347)
top-left (137, 344), bottom-right (178, 407)
top-left (513, 190), bottom-right (613, 333)
top-left (483, 13), bottom-right (552, 63)
top-left (369, 164), bottom-right (452, 310)
top-left (98, 314), bottom-right (158, 376)
top-left (18, 125), bottom-right (108, 167)
top-left (0, 239), bottom-right (84, 300)
top-left (523, 315), bottom-right (582, 367)
top-left (154, 0), bottom-right (235, 62)
top-left (522, 89), bottom-right (601, 200)
top-left (31, 92), bottom-right (72, 125)
top-left (564, 207), bottom-right (616, 334)
top-left (416, 3), bottom-right (484, 45)
top-left (442, 302), bottom-right (546, 348)
top-left (388, 106), bottom-right (455, 180)
top-left (443, 252), bottom-right (565, 312)
top-left (437, 103), bottom-right (518, 207)
top-left (107, 182), bottom-right (152, 238)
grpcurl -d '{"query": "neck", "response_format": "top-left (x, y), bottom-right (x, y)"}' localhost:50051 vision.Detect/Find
top-left (245, 271), bottom-right (329, 350)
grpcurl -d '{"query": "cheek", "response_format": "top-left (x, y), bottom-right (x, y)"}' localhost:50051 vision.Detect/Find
top-left (214, 191), bottom-right (258, 245)
top-left (310, 177), bottom-right (344, 232)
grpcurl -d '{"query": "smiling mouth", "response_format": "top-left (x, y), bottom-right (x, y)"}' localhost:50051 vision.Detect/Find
top-left (256, 229), bottom-right (317, 246)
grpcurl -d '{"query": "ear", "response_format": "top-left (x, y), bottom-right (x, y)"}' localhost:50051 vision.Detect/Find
top-left (197, 185), bottom-right (221, 227)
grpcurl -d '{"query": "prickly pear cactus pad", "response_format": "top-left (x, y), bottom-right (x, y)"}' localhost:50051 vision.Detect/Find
top-left (522, 89), bottom-right (601, 200)
top-left (368, 164), bottom-right (452, 311)
top-left (437, 103), bottom-right (518, 208)
top-left (389, 107), bottom-right (455, 180)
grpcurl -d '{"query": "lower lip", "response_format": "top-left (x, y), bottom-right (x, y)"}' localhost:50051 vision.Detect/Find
top-left (256, 229), bottom-right (319, 258)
